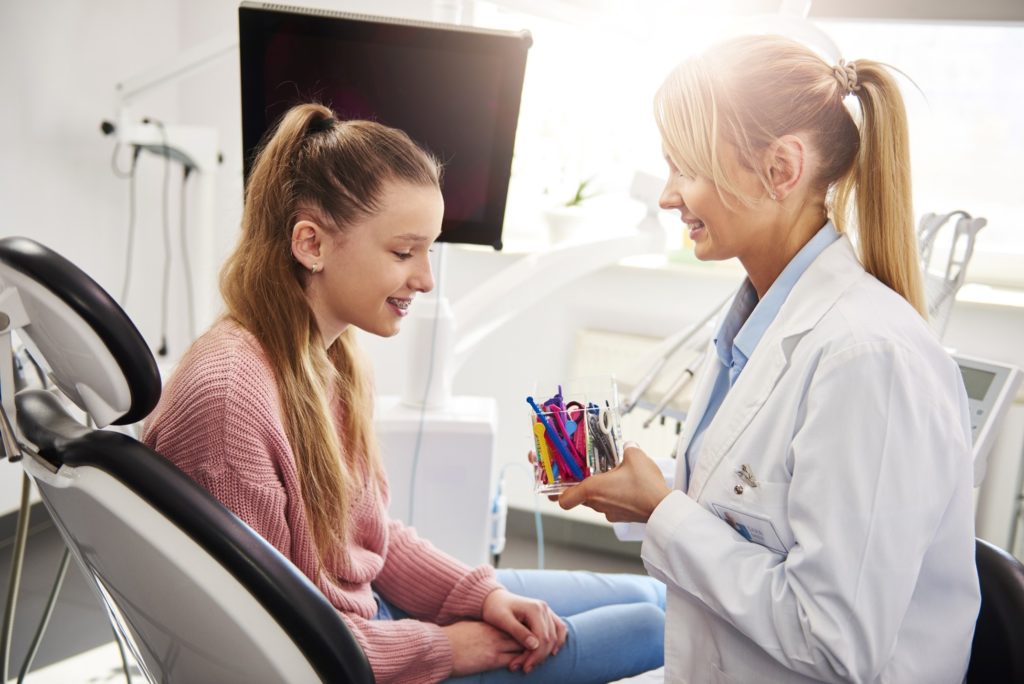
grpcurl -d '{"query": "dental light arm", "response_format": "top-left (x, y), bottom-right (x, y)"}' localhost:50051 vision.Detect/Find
top-left (401, 170), bottom-right (668, 410)
top-left (453, 229), bottom-right (666, 370)
top-left (116, 33), bottom-right (237, 107)
top-left (621, 288), bottom-right (735, 416)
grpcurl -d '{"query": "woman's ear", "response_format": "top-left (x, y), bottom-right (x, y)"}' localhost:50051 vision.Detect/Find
top-left (291, 219), bottom-right (324, 272)
top-left (766, 135), bottom-right (806, 202)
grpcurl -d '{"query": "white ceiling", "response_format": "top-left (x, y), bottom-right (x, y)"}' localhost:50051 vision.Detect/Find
top-left (508, 0), bottom-right (1024, 24)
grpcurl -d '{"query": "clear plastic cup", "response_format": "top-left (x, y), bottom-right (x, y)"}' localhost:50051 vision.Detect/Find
top-left (527, 377), bottom-right (624, 494)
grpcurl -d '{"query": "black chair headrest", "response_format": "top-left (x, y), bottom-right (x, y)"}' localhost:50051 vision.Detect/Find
top-left (0, 236), bottom-right (160, 425)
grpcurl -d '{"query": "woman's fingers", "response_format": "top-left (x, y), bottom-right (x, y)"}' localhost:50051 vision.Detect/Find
top-left (516, 604), bottom-right (564, 673)
top-left (553, 612), bottom-right (568, 654)
top-left (556, 445), bottom-right (671, 522)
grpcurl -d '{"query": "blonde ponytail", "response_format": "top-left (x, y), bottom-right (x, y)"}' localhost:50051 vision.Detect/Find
top-left (833, 61), bottom-right (927, 317)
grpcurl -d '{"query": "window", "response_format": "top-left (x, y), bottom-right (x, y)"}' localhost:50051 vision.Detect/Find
top-left (476, 5), bottom-right (1024, 289)
top-left (820, 19), bottom-right (1024, 289)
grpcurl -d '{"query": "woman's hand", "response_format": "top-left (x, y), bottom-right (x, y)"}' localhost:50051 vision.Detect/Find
top-left (481, 588), bottom-right (567, 674)
top-left (441, 620), bottom-right (524, 676)
top-left (557, 443), bottom-right (672, 523)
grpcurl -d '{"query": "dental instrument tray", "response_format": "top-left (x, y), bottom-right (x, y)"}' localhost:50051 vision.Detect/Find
top-left (526, 379), bottom-right (624, 494)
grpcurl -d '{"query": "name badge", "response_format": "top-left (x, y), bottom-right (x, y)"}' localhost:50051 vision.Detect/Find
top-left (710, 502), bottom-right (788, 555)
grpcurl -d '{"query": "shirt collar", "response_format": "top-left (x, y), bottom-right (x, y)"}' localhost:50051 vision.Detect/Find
top-left (715, 221), bottom-right (840, 371)
top-left (713, 280), bottom-right (757, 368)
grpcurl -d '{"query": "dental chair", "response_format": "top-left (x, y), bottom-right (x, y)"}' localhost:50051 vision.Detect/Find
top-left (0, 236), bottom-right (373, 683)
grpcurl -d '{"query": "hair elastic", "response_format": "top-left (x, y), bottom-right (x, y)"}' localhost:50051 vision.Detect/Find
top-left (307, 116), bottom-right (337, 134)
top-left (832, 59), bottom-right (861, 98)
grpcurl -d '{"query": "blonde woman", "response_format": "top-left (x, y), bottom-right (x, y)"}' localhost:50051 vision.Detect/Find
top-left (560, 35), bottom-right (980, 683)
top-left (144, 103), bottom-right (664, 684)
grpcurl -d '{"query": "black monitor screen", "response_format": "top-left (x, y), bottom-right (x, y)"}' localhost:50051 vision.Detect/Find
top-left (238, 2), bottom-right (531, 250)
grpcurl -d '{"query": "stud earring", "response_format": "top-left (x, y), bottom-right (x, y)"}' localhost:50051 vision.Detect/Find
top-left (310, 263), bottom-right (322, 274)
top-left (769, 191), bottom-right (778, 201)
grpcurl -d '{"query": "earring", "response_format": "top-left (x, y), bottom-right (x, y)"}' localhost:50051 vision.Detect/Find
top-left (310, 263), bottom-right (322, 274)
top-left (769, 191), bottom-right (778, 201)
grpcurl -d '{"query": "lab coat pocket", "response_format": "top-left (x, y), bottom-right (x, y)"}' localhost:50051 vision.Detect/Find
top-left (708, 480), bottom-right (795, 555)
top-left (747, 480), bottom-right (796, 552)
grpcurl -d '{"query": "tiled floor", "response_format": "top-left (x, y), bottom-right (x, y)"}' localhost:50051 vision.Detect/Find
top-left (1, 505), bottom-right (659, 682)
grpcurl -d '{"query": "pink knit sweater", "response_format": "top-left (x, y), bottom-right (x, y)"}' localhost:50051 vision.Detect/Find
top-left (143, 321), bottom-right (502, 683)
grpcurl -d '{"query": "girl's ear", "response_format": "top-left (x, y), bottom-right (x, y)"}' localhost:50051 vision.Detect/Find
top-left (766, 134), bottom-right (806, 201)
top-left (291, 219), bottom-right (325, 271)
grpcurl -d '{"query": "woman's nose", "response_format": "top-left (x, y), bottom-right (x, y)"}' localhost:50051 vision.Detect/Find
top-left (659, 180), bottom-right (681, 210)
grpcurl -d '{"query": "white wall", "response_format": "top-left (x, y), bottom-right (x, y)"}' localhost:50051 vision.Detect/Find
top-left (3, 1), bottom-right (1023, 547)
top-left (0, 1), bottom-right (181, 345)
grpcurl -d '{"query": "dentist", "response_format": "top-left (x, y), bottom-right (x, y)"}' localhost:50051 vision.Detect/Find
top-left (560, 35), bottom-right (980, 683)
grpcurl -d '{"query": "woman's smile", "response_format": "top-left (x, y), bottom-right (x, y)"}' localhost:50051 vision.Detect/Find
top-left (684, 218), bottom-right (706, 240)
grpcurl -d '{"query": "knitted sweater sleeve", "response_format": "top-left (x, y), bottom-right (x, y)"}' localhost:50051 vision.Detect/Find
top-left (340, 612), bottom-right (453, 684)
top-left (373, 517), bottom-right (502, 624)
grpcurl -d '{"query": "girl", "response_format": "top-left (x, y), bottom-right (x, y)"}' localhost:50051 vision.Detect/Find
top-left (560, 35), bottom-right (980, 683)
top-left (144, 103), bottom-right (664, 684)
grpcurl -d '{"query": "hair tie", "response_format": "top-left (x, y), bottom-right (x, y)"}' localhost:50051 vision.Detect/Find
top-left (832, 59), bottom-right (861, 98)
top-left (307, 116), bottom-right (337, 135)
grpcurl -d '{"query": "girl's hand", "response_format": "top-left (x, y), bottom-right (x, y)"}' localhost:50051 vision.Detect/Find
top-left (441, 620), bottom-right (523, 676)
top-left (557, 443), bottom-right (671, 523)
top-left (481, 588), bottom-right (567, 674)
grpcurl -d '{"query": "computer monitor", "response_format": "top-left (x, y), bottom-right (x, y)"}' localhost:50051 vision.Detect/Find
top-left (238, 2), bottom-right (531, 250)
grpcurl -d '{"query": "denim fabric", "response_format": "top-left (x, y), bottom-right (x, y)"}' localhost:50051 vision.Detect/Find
top-left (371, 569), bottom-right (665, 684)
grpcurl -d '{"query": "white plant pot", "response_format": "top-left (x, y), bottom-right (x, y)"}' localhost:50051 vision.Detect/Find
top-left (544, 206), bottom-right (590, 243)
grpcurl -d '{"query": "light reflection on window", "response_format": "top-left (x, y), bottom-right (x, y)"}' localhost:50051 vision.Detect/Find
top-left (479, 7), bottom-right (1022, 285)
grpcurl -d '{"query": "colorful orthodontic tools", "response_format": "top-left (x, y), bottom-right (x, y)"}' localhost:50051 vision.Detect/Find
top-left (527, 396), bottom-right (584, 480)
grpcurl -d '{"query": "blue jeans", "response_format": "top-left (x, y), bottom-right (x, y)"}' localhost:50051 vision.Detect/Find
top-left (375, 570), bottom-right (665, 683)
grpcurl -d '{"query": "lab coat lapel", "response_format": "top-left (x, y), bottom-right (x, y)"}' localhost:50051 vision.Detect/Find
top-left (672, 342), bottom-right (720, 488)
top-left (687, 341), bottom-right (789, 499)
top-left (688, 236), bottom-right (866, 500)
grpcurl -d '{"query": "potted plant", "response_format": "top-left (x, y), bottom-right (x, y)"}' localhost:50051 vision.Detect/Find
top-left (544, 176), bottom-right (600, 243)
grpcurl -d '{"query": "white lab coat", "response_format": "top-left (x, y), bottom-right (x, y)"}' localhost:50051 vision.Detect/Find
top-left (641, 236), bottom-right (980, 683)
